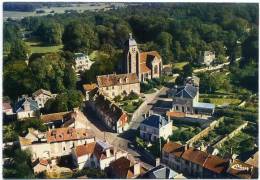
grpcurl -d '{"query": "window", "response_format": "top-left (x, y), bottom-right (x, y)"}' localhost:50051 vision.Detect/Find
top-left (187, 107), bottom-right (190, 112)
top-left (106, 87), bottom-right (109, 90)
top-left (154, 65), bottom-right (158, 74)
top-left (112, 86), bottom-right (114, 90)
top-left (176, 106), bottom-right (179, 111)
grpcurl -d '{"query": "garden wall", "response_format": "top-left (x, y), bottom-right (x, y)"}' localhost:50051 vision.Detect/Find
top-left (186, 117), bottom-right (224, 145)
top-left (213, 121), bottom-right (248, 148)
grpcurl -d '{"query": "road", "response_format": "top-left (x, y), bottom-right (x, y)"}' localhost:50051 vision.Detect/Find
top-left (78, 87), bottom-right (168, 168)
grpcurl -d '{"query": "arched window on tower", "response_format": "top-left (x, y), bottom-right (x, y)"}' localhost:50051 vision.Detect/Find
top-left (154, 65), bottom-right (158, 74)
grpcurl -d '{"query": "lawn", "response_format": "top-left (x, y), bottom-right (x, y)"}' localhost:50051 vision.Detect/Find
top-left (173, 61), bottom-right (189, 70)
top-left (200, 97), bottom-right (241, 106)
top-left (119, 99), bottom-right (144, 114)
top-left (25, 39), bottom-right (63, 54)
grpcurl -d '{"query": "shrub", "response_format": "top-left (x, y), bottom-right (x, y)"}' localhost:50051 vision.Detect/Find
top-left (203, 98), bottom-right (211, 103)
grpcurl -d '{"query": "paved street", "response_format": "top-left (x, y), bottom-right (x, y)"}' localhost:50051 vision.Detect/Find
top-left (77, 87), bottom-right (169, 168)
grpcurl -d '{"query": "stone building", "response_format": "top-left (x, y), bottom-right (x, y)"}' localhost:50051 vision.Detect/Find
top-left (19, 127), bottom-right (95, 161)
top-left (15, 95), bottom-right (40, 120)
top-left (199, 51), bottom-right (215, 66)
top-left (170, 84), bottom-right (215, 115)
top-left (88, 88), bottom-right (129, 133)
top-left (122, 33), bottom-right (163, 82)
top-left (32, 89), bottom-right (56, 109)
top-left (72, 140), bottom-right (128, 170)
top-left (96, 73), bottom-right (140, 99)
top-left (140, 114), bottom-right (172, 142)
top-left (74, 53), bottom-right (94, 73)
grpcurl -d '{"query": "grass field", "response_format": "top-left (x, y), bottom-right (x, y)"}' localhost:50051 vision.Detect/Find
top-left (200, 97), bottom-right (241, 106)
top-left (173, 61), bottom-right (189, 70)
top-left (25, 39), bottom-right (63, 54)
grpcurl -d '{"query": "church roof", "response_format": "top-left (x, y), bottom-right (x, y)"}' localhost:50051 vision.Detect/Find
top-left (125, 33), bottom-right (137, 47)
top-left (139, 51), bottom-right (161, 73)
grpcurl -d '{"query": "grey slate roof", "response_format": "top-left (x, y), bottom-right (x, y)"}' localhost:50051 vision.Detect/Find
top-left (141, 164), bottom-right (178, 179)
top-left (141, 114), bottom-right (170, 128)
top-left (174, 84), bottom-right (197, 99)
top-left (15, 96), bottom-right (39, 113)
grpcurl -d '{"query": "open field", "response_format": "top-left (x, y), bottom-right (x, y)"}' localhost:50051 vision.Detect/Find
top-left (25, 39), bottom-right (63, 54)
top-left (4, 3), bottom-right (119, 20)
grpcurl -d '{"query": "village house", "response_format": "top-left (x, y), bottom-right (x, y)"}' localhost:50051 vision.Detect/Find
top-left (162, 141), bottom-right (257, 179)
top-left (122, 33), bottom-right (163, 82)
top-left (82, 83), bottom-right (97, 101)
top-left (74, 53), bottom-right (94, 73)
top-left (199, 51), bottom-right (216, 66)
top-left (40, 108), bottom-right (86, 129)
top-left (15, 95), bottom-right (40, 120)
top-left (32, 158), bottom-right (52, 174)
top-left (140, 114), bottom-right (172, 142)
top-left (170, 84), bottom-right (215, 115)
top-left (106, 156), bottom-right (147, 178)
top-left (88, 88), bottom-right (129, 133)
top-left (19, 127), bottom-right (95, 161)
top-left (32, 89), bottom-right (56, 109)
top-left (96, 73), bottom-right (140, 99)
top-left (72, 140), bottom-right (128, 170)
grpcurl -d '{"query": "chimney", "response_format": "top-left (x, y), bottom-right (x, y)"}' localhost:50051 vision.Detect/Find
top-left (133, 162), bottom-right (141, 176)
top-left (106, 148), bottom-right (111, 158)
top-left (155, 158), bottom-right (160, 166)
top-left (185, 143), bottom-right (190, 151)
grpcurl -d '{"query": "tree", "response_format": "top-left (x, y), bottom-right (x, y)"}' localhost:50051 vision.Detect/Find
top-left (35, 22), bottom-right (62, 45)
top-left (4, 60), bottom-right (36, 100)
top-left (8, 39), bottom-right (30, 61)
top-left (62, 22), bottom-right (99, 52)
top-left (29, 53), bottom-right (67, 93)
top-left (156, 32), bottom-right (174, 64)
top-left (3, 149), bottom-right (35, 178)
top-left (63, 66), bottom-right (77, 90)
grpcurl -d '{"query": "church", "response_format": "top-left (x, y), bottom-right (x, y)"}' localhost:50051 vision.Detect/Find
top-left (122, 33), bottom-right (163, 82)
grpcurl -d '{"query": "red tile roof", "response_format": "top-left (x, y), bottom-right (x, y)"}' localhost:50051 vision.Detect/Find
top-left (97, 73), bottom-right (139, 88)
top-left (162, 141), bottom-right (185, 157)
top-left (139, 51), bottom-right (161, 74)
top-left (204, 154), bottom-right (229, 174)
top-left (83, 83), bottom-right (97, 91)
top-left (40, 111), bottom-right (70, 123)
top-left (75, 142), bottom-right (96, 157)
top-left (166, 111), bottom-right (186, 118)
top-left (47, 128), bottom-right (94, 143)
top-left (108, 156), bottom-right (134, 178)
top-left (182, 147), bottom-right (209, 166)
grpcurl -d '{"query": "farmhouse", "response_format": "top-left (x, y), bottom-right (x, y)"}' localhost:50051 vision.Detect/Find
top-left (97, 73), bottom-right (140, 99)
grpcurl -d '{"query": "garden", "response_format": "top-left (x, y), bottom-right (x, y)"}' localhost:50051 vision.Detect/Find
top-left (193, 117), bottom-right (245, 147)
top-left (114, 92), bottom-right (144, 114)
top-left (168, 119), bottom-right (203, 144)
